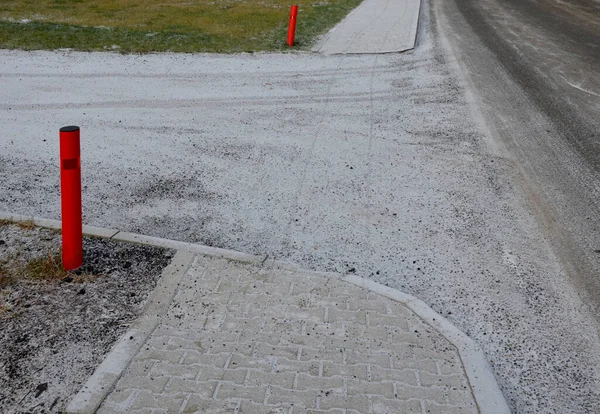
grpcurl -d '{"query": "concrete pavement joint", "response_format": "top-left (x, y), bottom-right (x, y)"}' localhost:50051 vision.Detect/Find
top-left (0, 212), bottom-right (509, 412)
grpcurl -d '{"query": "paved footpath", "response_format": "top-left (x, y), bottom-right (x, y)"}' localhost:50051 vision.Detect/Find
top-left (313, 0), bottom-right (422, 54)
top-left (60, 238), bottom-right (508, 414)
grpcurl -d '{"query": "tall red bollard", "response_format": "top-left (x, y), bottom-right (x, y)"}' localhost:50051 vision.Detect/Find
top-left (59, 126), bottom-right (83, 271)
top-left (287, 5), bottom-right (298, 47)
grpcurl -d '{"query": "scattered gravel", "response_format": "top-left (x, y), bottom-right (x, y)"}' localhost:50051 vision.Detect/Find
top-left (0, 224), bottom-right (174, 413)
top-left (1, 0), bottom-right (600, 411)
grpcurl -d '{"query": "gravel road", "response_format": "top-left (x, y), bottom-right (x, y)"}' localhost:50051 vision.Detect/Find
top-left (1, 0), bottom-right (599, 412)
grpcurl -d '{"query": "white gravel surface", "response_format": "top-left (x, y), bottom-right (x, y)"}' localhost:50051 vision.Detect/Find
top-left (1, 1), bottom-right (599, 412)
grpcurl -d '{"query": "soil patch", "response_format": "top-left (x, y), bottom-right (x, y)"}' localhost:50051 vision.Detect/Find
top-left (0, 223), bottom-right (174, 413)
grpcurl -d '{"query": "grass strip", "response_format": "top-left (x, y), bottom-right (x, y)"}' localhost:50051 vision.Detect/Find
top-left (0, 0), bottom-right (362, 53)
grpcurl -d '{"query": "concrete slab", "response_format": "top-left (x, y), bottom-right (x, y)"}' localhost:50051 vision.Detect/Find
top-left (313, 0), bottom-right (422, 54)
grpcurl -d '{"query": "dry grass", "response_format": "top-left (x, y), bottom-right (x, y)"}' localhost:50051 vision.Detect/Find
top-left (0, 219), bottom-right (35, 229)
top-left (0, 0), bottom-right (362, 52)
top-left (0, 223), bottom-right (82, 287)
top-left (0, 262), bottom-right (12, 288)
top-left (0, 225), bottom-right (98, 320)
top-left (1, 250), bottom-right (92, 289)
top-left (16, 220), bottom-right (35, 230)
top-left (24, 252), bottom-right (69, 281)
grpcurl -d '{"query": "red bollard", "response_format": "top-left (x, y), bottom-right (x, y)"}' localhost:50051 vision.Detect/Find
top-left (59, 125), bottom-right (83, 271)
top-left (287, 5), bottom-right (298, 47)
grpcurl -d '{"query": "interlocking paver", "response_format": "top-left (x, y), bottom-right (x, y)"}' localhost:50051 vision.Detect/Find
top-left (419, 371), bottom-right (465, 388)
top-left (266, 386), bottom-right (319, 408)
top-left (228, 353), bottom-right (274, 371)
top-left (368, 312), bottom-right (410, 330)
top-left (322, 362), bottom-right (369, 381)
top-left (345, 379), bottom-right (395, 399)
top-left (299, 347), bottom-right (345, 364)
top-left (181, 395), bottom-right (239, 413)
top-left (136, 348), bottom-right (185, 364)
top-left (345, 350), bottom-right (391, 368)
top-left (215, 382), bottom-right (267, 403)
top-left (150, 361), bottom-right (199, 380)
top-left (348, 324), bottom-right (388, 342)
top-left (394, 384), bottom-right (447, 402)
top-left (369, 366), bottom-right (417, 385)
top-left (275, 358), bottom-right (320, 376)
top-left (246, 370), bottom-right (296, 389)
top-left (113, 376), bottom-right (170, 393)
top-left (97, 255), bottom-right (480, 413)
top-left (369, 396), bottom-right (423, 413)
top-left (392, 355), bottom-right (439, 373)
top-left (295, 373), bottom-right (345, 392)
top-left (129, 390), bottom-right (188, 411)
top-left (164, 378), bottom-right (217, 396)
top-left (196, 366), bottom-right (247, 384)
top-left (181, 350), bottom-right (229, 367)
top-left (318, 394), bottom-right (371, 412)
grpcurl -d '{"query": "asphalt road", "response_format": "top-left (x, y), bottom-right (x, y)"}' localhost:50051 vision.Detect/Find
top-left (445, 0), bottom-right (600, 158)
top-left (440, 0), bottom-right (600, 285)
top-left (436, 0), bottom-right (600, 411)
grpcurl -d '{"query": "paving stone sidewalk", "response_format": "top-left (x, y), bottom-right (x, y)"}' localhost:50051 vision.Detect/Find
top-left (95, 254), bottom-right (479, 413)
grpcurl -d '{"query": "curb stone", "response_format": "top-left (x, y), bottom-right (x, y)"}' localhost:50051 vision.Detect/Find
top-left (67, 250), bottom-right (195, 413)
top-left (0, 211), bottom-right (511, 413)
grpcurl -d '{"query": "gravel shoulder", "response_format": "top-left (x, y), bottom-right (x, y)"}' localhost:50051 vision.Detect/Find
top-left (0, 223), bottom-right (174, 413)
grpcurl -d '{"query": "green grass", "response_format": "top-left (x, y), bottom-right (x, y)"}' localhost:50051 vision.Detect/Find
top-left (0, 0), bottom-right (362, 52)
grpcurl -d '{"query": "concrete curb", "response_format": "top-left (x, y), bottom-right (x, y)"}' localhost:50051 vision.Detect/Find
top-left (66, 251), bottom-right (195, 413)
top-left (0, 212), bottom-right (510, 413)
top-left (342, 275), bottom-right (511, 413)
